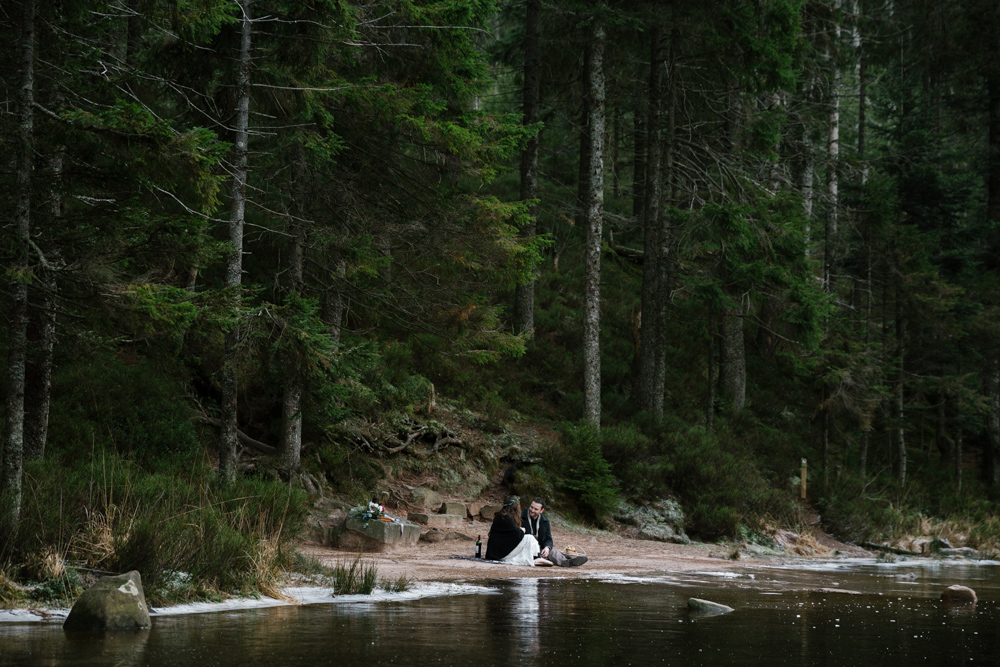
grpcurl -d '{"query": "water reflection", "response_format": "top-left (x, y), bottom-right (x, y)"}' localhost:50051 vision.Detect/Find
top-left (2, 562), bottom-right (999, 666)
top-left (512, 579), bottom-right (540, 654)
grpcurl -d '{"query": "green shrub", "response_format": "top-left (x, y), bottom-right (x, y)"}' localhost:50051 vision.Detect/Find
top-left (28, 568), bottom-right (83, 604)
top-left (816, 474), bottom-right (921, 543)
top-left (512, 466), bottom-right (555, 504)
top-left (47, 354), bottom-right (199, 464)
top-left (662, 426), bottom-right (796, 540)
top-left (559, 423), bottom-right (619, 519)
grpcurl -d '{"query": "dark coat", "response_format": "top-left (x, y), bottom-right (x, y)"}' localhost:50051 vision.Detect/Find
top-left (484, 513), bottom-right (524, 560)
top-left (520, 509), bottom-right (553, 550)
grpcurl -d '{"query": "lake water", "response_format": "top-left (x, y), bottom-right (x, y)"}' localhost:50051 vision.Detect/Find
top-left (2, 559), bottom-right (998, 666)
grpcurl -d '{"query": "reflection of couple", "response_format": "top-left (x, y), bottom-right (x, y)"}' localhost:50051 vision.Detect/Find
top-left (484, 496), bottom-right (588, 567)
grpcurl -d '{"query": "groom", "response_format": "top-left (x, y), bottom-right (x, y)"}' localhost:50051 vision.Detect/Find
top-left (521, 498), bottom-right (588, 567)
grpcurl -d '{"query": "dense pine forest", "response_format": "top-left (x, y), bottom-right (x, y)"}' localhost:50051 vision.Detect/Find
top-left (2, 0), bottom-right (1000, 600)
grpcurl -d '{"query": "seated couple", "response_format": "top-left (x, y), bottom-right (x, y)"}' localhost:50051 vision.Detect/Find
top-left (484, 496), bottom-right (588, 567)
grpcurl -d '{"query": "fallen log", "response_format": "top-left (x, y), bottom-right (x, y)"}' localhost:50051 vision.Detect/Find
top-left (191, 413), bottom-right (277, 456)
top-left (861, 541), bottom-right (921, 556)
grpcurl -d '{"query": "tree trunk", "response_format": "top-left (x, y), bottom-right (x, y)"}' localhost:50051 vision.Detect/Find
top-left (323, 254), bottom-right (347, 345)
top-left (860, 428), bottom-right (869, 478)
top-left (513, 0), bottom-right (541, 338)
top-left (706, 316), bottom-right (716, 430)
top-left (24, 74), bottom-right (62, 464)
top-left (2, 0), bottom-right (35, 534)
top-left (632, 112), bottom-right (646, 219)
top-left (800, 128), bottom-right (814, 256)
top-left (983, 34), bottom-right (1000, 486)
top-left (894, 291), bottom-right (907, 487)
top-left (955, 411), bottom-right (963, 493)
top-left (935, 395), bottom-right (952, 464)
top-left (582, 14), bottom-right (605, 427)
top-left (220, 0), bottom-right (253, 484)
top-left (987, 350), bottom-right (1000, 487)
top-left (612, 111), bottom-right (622, 199)
top-left (24, 288), bottom-right (55, 463)
top-left (279, 147), bottom-right (307, 474)
top-left (575, 42), bottom-right (592, 229)
top-left (822, 399), bottom-right (830, 485)
top-left (637, 21), bottom-right (664, 417)
top-left (824, 0), bottom-right (841, 291)
top-left (721, 305), bottom-right (746, 414)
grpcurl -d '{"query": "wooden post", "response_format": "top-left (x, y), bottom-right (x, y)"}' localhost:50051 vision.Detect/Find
top-left (800, 458), bottom-right (807, 500)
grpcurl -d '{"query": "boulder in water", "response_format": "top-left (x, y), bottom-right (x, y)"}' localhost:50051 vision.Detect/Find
top-left (687, 598), bottom-right (734, 615)
top-left (64, 571), bottom-right (151, 631)
top-left (941, 585), bottom-right (977, 606)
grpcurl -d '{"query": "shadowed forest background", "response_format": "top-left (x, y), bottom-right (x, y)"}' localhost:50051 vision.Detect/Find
top-left (3, 0), bottom-right (1000, 601)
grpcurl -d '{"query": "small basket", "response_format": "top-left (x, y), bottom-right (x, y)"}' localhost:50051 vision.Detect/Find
top-left (562, 545), bottom-right (587, 557)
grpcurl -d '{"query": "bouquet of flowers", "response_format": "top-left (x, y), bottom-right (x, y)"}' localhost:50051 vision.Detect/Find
top-left (352, 501), bottom-right (394, 526)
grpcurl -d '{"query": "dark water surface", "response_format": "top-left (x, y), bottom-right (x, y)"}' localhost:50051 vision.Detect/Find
top-left (2, 560), bottom-right (999, 666)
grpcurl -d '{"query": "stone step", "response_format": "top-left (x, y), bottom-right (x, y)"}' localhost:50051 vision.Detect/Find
top-left (408, 513), bottom-right (465, 528)
top-left (440, 502), bottom-right (467, 516)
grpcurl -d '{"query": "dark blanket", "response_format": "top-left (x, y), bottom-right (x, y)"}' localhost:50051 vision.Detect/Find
top-left (484, 514), bottom-right (524, 560)
top-left (449, 556), bottom-right (505, 564)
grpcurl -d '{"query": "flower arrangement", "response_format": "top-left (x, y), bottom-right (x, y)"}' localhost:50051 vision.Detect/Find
top-left (351, 501), bottom-right (395, 526)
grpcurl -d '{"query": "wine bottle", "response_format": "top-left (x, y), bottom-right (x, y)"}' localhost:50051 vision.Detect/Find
top-left (475, 535), bottom-right (482, 558)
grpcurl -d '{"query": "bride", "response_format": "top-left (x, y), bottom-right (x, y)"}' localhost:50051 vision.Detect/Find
top-left (484, 496), bottom-right (541, 565)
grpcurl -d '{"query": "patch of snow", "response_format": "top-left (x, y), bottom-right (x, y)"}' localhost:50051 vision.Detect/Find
top-left (1, 582), bottom-right (499, 624)
top-left (0, 608), bottom-right (69, 624)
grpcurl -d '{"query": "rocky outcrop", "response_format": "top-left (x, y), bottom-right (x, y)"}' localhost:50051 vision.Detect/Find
top-left (305, 498), bottom-right (353, 546)
top-left (479, 504), bottom-right (502, 521)
top-left (687, 598), bottom-right (734, 615)
top-left (466, 501), bottom-right (484, 519)
top-left (941, 585), bottom-right (977, 606)
top-left (64, 571), bottom-right (151, 631)
top-left (614, 500), bottom-right (689, 544)
top-left (345, 511), bottom-right (421, 547)
top-left (408, 487), bottom-right (443, 510)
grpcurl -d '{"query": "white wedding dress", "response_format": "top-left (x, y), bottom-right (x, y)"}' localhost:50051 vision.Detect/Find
top-left (500, 534), bottom-right (540, 566)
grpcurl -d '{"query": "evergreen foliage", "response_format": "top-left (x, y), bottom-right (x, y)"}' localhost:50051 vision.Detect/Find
top-left (3, 0), bottom-right (1000, 591)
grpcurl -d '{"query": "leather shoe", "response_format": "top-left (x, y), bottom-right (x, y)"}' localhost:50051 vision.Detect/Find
top-left (560, 555), bottom-right (588, 567)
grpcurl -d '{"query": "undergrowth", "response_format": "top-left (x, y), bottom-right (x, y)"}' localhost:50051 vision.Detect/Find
top-left (8, 451), bottom-right (307, 604)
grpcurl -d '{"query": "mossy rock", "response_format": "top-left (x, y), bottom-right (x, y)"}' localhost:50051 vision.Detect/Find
top-left (64, 571), bottom-right (151, 631)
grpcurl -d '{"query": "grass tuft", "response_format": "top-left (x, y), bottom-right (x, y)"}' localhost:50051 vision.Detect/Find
top-left (331, 555), bottom-right (378, 596)
top-left (380, 575), bottom-right (412, 593)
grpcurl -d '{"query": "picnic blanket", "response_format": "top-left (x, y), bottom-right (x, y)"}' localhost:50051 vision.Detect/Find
top-left (450, 555), bottom-right (506, 564)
